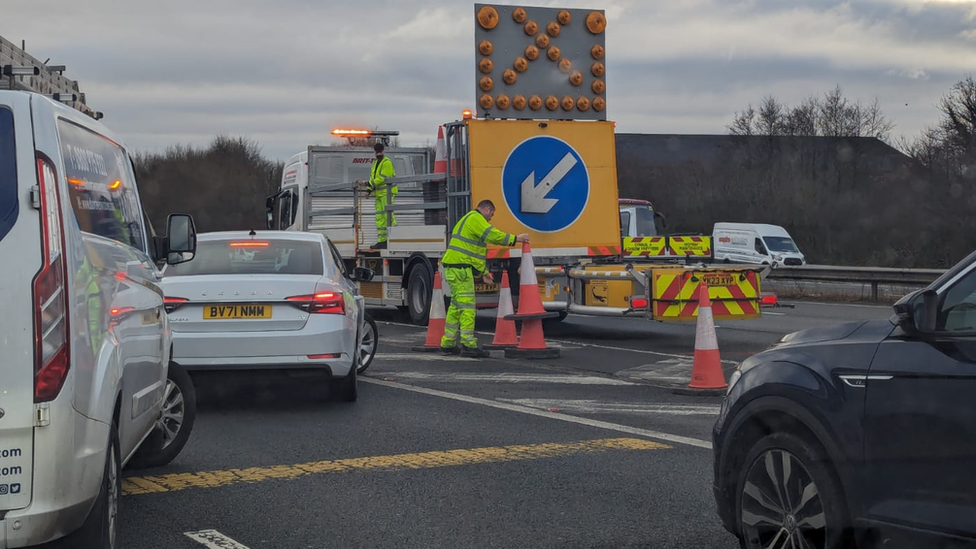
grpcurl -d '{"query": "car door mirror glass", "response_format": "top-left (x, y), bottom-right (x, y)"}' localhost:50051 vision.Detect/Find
top-left (352, 267), bottom-right (374, 282)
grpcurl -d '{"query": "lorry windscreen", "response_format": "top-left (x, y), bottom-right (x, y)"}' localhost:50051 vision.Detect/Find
top-left (634, 206), bottom-right (658, 237)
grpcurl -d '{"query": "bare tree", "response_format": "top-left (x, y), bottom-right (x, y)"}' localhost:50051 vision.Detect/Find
top-left (817, 85), bottom-right (853, 137)
top-left (728, 104), bottom-right (756, 136)
top-left (938, 76), bottom-right (976, 158)
top-left (757, 96), bottom-right (785, 136)
top-left (730, 86), bottom-right (893, 141)
top-left (784, 97), bottom-right (818, 136)
top-left (862, 97), bottom-right (895, 142)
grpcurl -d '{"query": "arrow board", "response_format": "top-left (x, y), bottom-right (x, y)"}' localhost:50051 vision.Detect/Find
top-left (501, 136), bottom-right (590, 233)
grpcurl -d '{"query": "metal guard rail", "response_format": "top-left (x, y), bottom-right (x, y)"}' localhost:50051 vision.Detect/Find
top-left (765, 265), bottom-right (946, 300)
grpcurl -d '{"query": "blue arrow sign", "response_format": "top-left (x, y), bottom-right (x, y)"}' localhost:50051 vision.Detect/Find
top-left (501, 136), bottom-right (589, 233)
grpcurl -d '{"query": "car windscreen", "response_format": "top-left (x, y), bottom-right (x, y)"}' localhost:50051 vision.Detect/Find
top-left (164, 239), bottom-right (325, 277)
top-left (0, 107), bottom-right (18, 243)
top-left (763, 236), bottom-right (799, 253)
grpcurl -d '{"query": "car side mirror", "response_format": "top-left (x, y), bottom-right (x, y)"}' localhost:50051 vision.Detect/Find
top-left (265, 195), bottom-right (276, 230)
top-left (351, 267), bottom-right (374, 282)
top-left (165, 214), bottom-right (197, 265)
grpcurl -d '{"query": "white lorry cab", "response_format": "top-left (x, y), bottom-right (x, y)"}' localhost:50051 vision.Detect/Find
top-left (0, 89), bottom-right (197, 548)
top-left (712, 222), bottom-right (805, 267)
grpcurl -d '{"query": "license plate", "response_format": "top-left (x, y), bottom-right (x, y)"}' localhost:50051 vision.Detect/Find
top-left (702, 274), bottom-right (734, 287)
top-left (203, 304), bottom-right (272, 319)
top-left (475, 284), bottom-right (498, 292)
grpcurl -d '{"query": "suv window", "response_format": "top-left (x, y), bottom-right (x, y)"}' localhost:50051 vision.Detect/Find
top-left (0, 107), bottom-right (17, 243)
top-left (57, 119), bottom-right (145, 251)
top-left (938, 266), bottom-right (976, 332)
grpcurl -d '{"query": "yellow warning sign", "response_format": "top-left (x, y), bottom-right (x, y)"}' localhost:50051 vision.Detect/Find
top-left (623, 237), bottom-right (666, 256)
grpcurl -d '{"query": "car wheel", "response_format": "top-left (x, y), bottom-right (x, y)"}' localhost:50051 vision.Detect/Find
top-left (736, 432), bottom-right (851, 549)
top-left (127, 363), bottom-right (197, 469)
top-left (57, 421), bottom-right (121, 549)
top-left (407, 263), bottom-right (433, 326)
top-left (333, 365), bottom-right (358, 403)
top-left (356, 314), bottom-right (378, 374)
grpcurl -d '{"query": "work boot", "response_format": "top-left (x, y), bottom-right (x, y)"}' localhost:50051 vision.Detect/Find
top-left (440, 346), bottom-right (460, 355)
top-left (371, 241), bottom-right (388, 250)
top-left (460, 346), bottom-right (490, 358)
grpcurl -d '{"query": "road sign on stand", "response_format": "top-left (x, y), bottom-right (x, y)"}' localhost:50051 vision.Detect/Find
top-left (502, 136), bottom-right (589, 233)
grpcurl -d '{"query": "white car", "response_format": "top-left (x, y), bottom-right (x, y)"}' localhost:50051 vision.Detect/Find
top-left (161, 231), bottom-right (378, 402)
top-left (0, 90), bottom-right (197, 548)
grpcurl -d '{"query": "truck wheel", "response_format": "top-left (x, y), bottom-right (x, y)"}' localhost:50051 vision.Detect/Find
top-left (407, 263), bottom-right (433, 326)
top-left (127, 363), bottom-right (196, 470)
top-left (57, 421), bottom-right (121, 549)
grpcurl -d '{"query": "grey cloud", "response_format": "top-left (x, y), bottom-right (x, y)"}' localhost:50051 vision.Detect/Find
top-left (3, 0), bottom-right (975, 160)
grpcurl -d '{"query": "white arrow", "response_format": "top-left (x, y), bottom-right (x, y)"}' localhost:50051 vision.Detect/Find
top-left (521, 152), bottom-right (578, 214)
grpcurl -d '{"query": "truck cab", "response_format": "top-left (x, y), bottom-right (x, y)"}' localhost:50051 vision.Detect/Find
top-left (618, 198), bottom-right (665, 238)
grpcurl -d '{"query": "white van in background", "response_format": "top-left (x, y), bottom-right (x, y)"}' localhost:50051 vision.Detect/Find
top-left (0, 90), bottom-right (196, 548)
top-left (713, 222), bottom-right (806, 267)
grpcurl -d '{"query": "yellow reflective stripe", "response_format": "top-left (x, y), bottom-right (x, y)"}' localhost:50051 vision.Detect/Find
top-left (447, 245), bottom-right (485, 261)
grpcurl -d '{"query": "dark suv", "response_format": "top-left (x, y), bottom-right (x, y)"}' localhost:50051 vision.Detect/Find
top-left (713, 249), bottom-right (976, 549)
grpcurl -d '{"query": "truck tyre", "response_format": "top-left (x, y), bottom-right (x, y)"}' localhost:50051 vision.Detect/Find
top-left (57, 420), bottom-right (121, 549)
top-left (127, 363), bottom-right (196, 470)
top-left (407, 263), bottom-right (433, 326)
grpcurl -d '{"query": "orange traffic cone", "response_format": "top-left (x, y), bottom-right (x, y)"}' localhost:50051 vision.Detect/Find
top-left (505, 241), bottom-right (560, 359)
top-left (412, 270), bottom-right (447, 352)
top-left (484, 271), bottom-right (519, 350)
top-left (433, 126), bottom-right (447, 180)
top-left (674, 282), bottom-right (728, 395)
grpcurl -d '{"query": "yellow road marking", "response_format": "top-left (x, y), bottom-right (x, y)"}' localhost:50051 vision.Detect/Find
top-left (123, 437), bottom-right (668, 496)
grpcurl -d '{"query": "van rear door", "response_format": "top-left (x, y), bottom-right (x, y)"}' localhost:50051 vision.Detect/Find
top-left (0, 94), bottom-right (37, 512)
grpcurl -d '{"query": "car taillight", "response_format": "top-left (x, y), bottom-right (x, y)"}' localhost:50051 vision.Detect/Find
top-left (630, 297), bottom-right (649, 309)
top-left (164, 297), bottom-right (189, 313)
top-left (286, 292), bottom-right (345, 314)
top-left (33, 156), bottom-right (70, 403)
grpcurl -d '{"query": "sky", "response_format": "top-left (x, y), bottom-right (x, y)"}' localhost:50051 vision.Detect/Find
top-left (4, 0), bottom-right (975, 161)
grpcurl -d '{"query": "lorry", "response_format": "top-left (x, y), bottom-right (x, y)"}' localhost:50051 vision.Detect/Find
top-left (267, 119), bottom-right (764, 325)
top-left (266, 4), bottom-right (764, 326)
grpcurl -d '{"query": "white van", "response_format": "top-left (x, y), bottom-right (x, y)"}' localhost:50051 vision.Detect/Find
top-left (0, 90), bottom-right (197, 548)
top-left (713, 222), bottom-right (805, 267)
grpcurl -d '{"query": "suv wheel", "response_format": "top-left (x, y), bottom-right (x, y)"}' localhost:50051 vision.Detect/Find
top-left (736, 432), bottom-right (850, 549)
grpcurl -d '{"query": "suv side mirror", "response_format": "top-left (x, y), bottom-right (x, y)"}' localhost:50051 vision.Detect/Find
top-left (165, 214), bottom-right (197, 265)
top-left (895, 289), bottom-right (938, 334)
top-left (351, 266), bottom-right (374, 282)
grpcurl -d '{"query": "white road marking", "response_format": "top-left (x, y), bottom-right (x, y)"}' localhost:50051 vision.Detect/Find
top-left (185, 530), bottom-right (252, 549)
top-left (615, 359), bottom-right (699, 384)
top-left (361, 377), bottom-right (712, 450)
top-left (382, 372), bottom-right (635, 386)
top-left (499, 399), bottom-right (722, 416)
